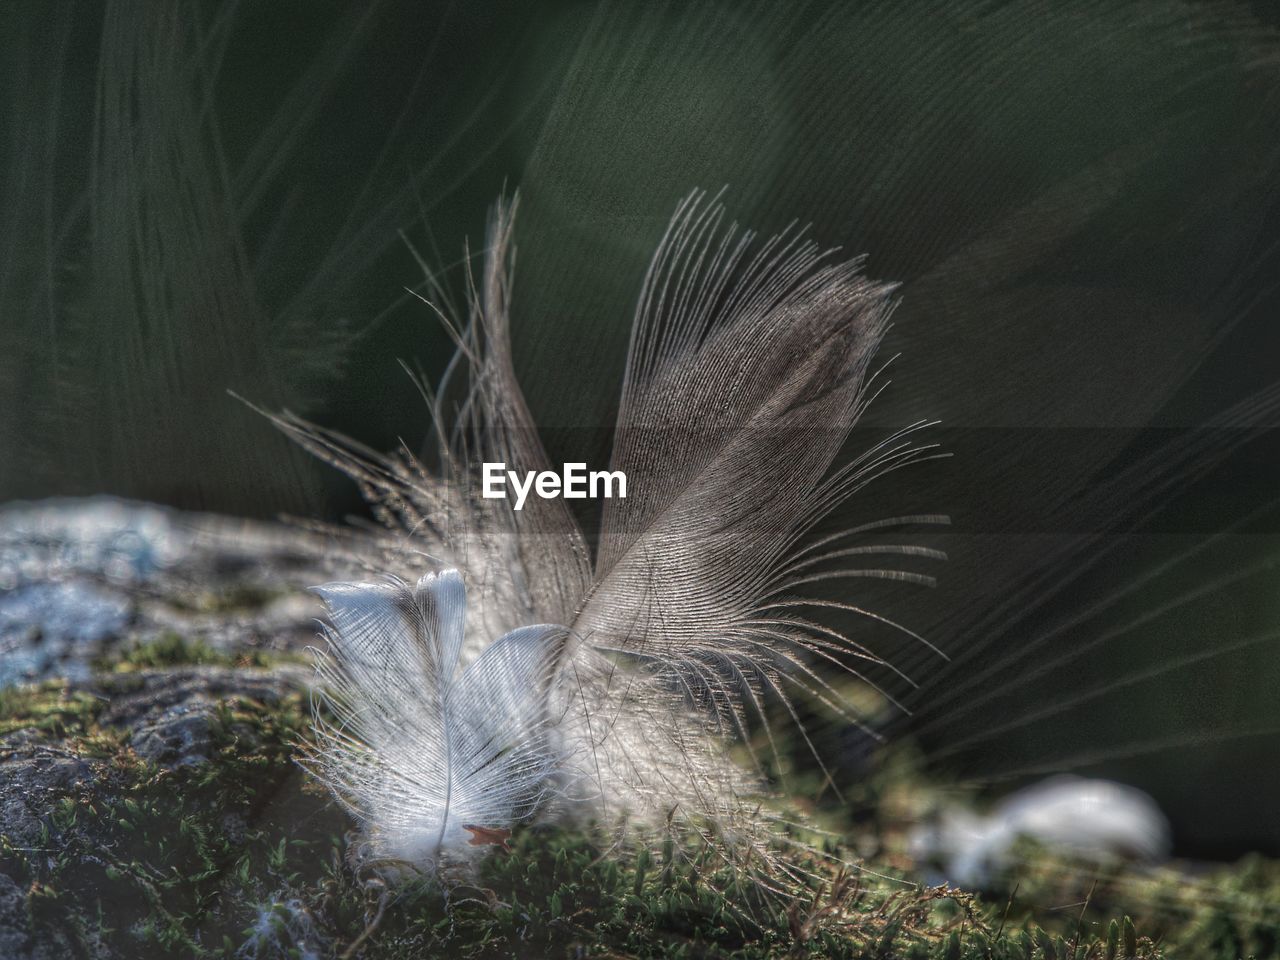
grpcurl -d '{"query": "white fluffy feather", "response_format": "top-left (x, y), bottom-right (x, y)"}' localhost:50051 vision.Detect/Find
top-left (304, 570), bottom-right (569, 872)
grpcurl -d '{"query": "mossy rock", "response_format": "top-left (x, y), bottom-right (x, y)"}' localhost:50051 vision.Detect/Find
top-left (2, 648), bottom-right (1278, 959)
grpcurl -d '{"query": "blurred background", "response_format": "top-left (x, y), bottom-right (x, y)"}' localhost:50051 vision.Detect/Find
top-left (2, 0), bottom-right (1279, 861)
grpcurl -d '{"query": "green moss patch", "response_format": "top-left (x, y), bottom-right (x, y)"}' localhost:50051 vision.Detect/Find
top-left (1, 673), bottom-right (1278, 958)
top-left (0, 681), bottom-right (106, 740)
top-left (103, 632), bottom-right (301, 673)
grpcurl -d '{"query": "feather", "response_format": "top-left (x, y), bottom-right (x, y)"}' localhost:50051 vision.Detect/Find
top-left (304, 569), bottom-right (570, 873)
top-left (285, 190), bottom-right (944, 878)
top-left (555, 192), bottom-right (944, 825)
top-left (573, 191), bottom-right (939, 707)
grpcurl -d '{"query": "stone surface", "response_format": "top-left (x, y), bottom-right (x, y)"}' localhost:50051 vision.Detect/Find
top-left (0, 581), bottom-right (133, 686)
top-left (97, 666), bottom-right (311, 768)
top-left (0, 664), bottom-right (314, 959)
top-left (0, 873), bottom-right (34, 960)
top-left (0, 497), bottom-right (339, 686)
top-left (0, 498), bottom-right (333, 957)
top-left (0, 751), bottom-right (94, 847)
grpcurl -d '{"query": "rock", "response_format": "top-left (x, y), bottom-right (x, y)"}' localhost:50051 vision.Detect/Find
top-left (142, 591), bottom-right (324, 661)
top-left (0, 866), bottom-right (119, 960)
top-left (94, 666), bottom-right (309, 727)
top-left (0, 873), bottom-right (34, 960)
top-left (0, 750), bottom-right (93, 846)
top-left (0, 498), bottom-right (338, 686)
top-left (0, 497), bottom-right (185, 588)
top-left (93, 666), bottom-right (310, 769)
top-left (0, 664), bottom-right (315, 959)
top-left (908, 775), bottom-right (1172, 889)
top-left (0, 500), bottom-right (335, 958)
top-left (0, 581), bottom-right (133, 687)
top-left (129, 703), bottom-right (218, 768)
top-left (0, 797), bottom-right (42, 850)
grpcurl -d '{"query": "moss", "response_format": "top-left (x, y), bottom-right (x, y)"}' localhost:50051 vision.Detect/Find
top-left (0, 677), bottom-right (327, 958)
top-left (103, 631), bottom-right (303, 673)
top-left (0, 680), bottom-right (106, 740)
top-left (112, 632), bottom-right (261, 671)
top-left (2, 675), bottom-right (1278, 958)
top-left (160, 584), bottom-right (290, 616)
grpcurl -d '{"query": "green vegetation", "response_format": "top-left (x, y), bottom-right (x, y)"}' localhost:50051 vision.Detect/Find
top-left (1, 651), bottom-right (1278, 958)
top-left (107, 632), bottom-right (271, 671)
top-left (98, 632), bottom-right (306, 674)
top-left (157, 584), bottom-right (291, 617)
top-left (0, 681), bottom-right (107, 741)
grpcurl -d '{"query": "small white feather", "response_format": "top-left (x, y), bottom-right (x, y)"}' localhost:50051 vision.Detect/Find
top-left (304, 570), bottom-right (569, 872)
